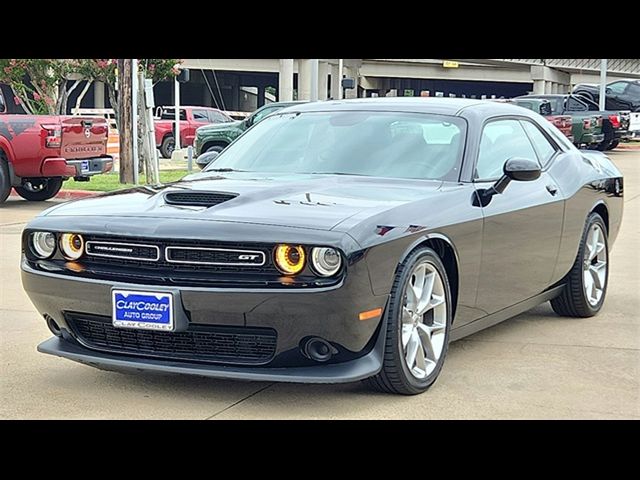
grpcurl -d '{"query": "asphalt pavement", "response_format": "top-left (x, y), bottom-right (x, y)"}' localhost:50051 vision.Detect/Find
top-left (1, 150), bottom-right (638, 419)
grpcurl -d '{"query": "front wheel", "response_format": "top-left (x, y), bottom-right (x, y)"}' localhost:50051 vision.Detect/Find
top-left (160, 136), bottom-right (175, 159)
top-left (365, 248), bottom-right (452, 395)
top-left (206, 144), bottom-right (225, 154)
top-left (14, 178), bottom-right (63, 201)
top-left (0, 158), bottom-right (11, 204)
top-left (551, 212), bottom-right (609, 317)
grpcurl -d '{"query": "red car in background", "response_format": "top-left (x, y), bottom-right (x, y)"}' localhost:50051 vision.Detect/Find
top-left (154, 106), bottom-right (234, 158)
top-left (0, 87), bottom-right (112, 204)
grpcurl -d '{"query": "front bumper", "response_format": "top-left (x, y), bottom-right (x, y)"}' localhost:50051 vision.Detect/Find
top-left (22, 256), bottom-right (389, 382)
top-left (37, 327), bottom-right (385, 383)
top-left (41, 156), bottom-right (113, 178)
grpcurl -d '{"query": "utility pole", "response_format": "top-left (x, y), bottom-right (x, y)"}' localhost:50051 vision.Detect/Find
top-left (599, 59), bottom-right (608, 111)
top-left (174, 76), bottom-right (181, 152)
top-left (131, 58), bottom-right (139, 185)
top-left (118, 59), bottom-right (134, 184)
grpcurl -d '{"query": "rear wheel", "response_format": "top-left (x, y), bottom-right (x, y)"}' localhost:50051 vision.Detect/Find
top-left (365, 248), bottom-right (452, 395)
top-left (605, 139), bottom-right (620, 150)
top-left (0, 157), bottom-right (11, 204)
top-left (160, 135), bottom-right (175, 158)
top-left (14, 178), bottom-right (63, 201)
top-left (551, 212), bottom-right (609, 317)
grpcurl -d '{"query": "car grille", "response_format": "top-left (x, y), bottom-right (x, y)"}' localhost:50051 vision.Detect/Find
top-left (164, 191), bottom-right (237, 207)
top-left (81, 235), bottom-right (276, 274)
top-left (66, 314), bottom-right (277, 365)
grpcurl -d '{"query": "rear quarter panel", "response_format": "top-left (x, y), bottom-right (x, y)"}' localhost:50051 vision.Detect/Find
top-left (0, 114), bottom-right (53, 177)
top-left (548, 151), bottom-right (623, 284)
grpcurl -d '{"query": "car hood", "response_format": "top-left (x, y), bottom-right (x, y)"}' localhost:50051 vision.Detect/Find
top-left (196, 120), bottom-right (242, 133)
top-left (41, 172), bottom-right (443, 231)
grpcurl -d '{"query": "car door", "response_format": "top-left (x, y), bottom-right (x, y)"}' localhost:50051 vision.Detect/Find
top-left (605, 82), bottom-right (630, 111)
top-left (473, 117), bottom-right (564, 314)
top-left (188, 109), bottom-right (210, 145)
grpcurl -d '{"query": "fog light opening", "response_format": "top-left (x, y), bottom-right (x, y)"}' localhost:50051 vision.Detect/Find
top-left (302, 337), bottom-right (338, 363)
top-left (44, 315), bottom-right (63, 337)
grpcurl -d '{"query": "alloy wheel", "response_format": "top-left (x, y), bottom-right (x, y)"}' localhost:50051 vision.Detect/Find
top-left (583, 223), bottom-right (607, 306)
top-left (401, 260), bottom-right (448, 379)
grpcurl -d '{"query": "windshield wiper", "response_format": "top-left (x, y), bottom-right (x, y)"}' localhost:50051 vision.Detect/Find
top-left (204, 168), bottom-right (248, 173)
top-left (309, 171), bottom-right (367, 176)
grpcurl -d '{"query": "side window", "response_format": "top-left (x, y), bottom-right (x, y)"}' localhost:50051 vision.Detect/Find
top-left (566, 96), bottom-right (587, 111)
top-left (626, 83), bottom-right (640, 97)
top-left (0, 91), bottom-right (5, 113)
top-left (476, 119), bottom-right (538, 180)
top-left (521, 120), bottom-right (556, 167)
top-left (209, 111), bottom-right (230, 123)
top-left (607, 82), bottom-right (627, 95)
top-left (192, 110), bottom-right (209, 122)
top-left (252, 106), bottom-right (279, 125)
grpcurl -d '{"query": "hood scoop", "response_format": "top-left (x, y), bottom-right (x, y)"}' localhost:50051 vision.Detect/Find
top-left (164, 191), bottom-right (238, 207)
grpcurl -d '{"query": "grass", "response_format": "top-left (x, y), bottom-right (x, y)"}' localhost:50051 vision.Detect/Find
top-left (63, 170), bottom-right (189, 192)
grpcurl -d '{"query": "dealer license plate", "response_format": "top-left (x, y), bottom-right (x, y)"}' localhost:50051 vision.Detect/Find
top-left (81, 160), bottom-right (90, 173)
top-left (112, 290), bottom-right (174, 331)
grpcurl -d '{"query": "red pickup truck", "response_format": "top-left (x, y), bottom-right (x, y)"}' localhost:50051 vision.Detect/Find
top-left (154, 106), bottom-right (233, 158)
top-left (0, 89), bottom-right (112, 203)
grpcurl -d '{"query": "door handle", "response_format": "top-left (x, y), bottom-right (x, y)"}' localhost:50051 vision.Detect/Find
top-left (546, 184), bottom-right (558, 196)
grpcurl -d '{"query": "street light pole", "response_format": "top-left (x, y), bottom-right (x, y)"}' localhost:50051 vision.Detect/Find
top-left (599, 59), bottom-right (607, 111)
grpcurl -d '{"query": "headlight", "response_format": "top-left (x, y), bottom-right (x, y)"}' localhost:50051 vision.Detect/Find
top-left (60, 233), bottom-right (84, 260)
top-left (31, 231), bottom-right (56, 258)
top-left (274, 244), bottom-right (305, 275)
top-left (311, 247), bottom-right (342, 277)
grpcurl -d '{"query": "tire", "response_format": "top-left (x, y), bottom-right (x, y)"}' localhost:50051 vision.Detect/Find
top-left (605, 139), bottom-right (620, 150)
top-left (14, 178), bottom-right (63, 201)
top-left (551, 212), bottom-right (609, 317)
top-left (160, 136), bottom-right (175, 159)
top-left (205, 144), bottom-right (225, 154)
top-left (0, 157), bottom-right (11, 204)
top-left (365, 247), bottom-right (452, 395)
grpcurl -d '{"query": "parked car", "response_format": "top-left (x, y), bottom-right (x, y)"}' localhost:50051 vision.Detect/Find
top-left (0, 89), bottom-right (112, 204)
top-left (512, 97), bottom-right (602, 148)
top-left (24, 98), bottom-right (623, 395)
top-left (573, 80), bottom-right (640, 112)
top-left (520, 94), bottom-right (631, 150)
top-left (194, 101), bottom-right (306, 156)
top-left (154, 106), bottom-right (234, 158)
top-left (508, 98), bottom-right (574, 142)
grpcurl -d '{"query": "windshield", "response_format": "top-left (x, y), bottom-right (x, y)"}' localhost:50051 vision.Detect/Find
top-left (203, 111), bottom-right (465, 181)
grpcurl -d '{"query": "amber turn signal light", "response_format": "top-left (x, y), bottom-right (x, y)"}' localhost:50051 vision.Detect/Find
top-left (359, 308), bottom-right (383, 321)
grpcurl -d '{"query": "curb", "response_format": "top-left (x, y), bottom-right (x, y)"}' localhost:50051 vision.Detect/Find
top-left (10, 189), bottom-right (97, 200)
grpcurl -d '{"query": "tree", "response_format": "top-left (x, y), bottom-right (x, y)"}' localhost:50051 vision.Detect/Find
top-left (0, 58), bottom-right (180, 119)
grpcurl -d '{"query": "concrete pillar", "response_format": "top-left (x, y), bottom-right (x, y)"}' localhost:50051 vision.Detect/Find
top-left (545, 81), bottom-right (553, 93)
top-left (343, 66), bottom-right (358, 99)
top-left (298, 59), bottom-right (312, 101)
top-left (318, 62), bottom-right (328, 100)
top-left (278, 59), bottom-right (294, 102)
top-left (330, 63), bottom-right (341, 100)
top-left (533, 79), bottom-right (545, 94)
top-left (94, 81), bottom-right (105, 108)
top-left (257, 85), bottom-right (265, 108)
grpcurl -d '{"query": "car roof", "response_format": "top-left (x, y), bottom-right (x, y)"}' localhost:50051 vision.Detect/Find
top-left (277, 97), bottom-right (527, 117)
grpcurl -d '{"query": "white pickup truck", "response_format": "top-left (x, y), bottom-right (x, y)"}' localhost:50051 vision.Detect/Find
top-left (629, 112), bottom-right (640, 138)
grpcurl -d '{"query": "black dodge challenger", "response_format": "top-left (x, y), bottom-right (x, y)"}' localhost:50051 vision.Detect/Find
top-left (22, 98), bottom-right (624, 395)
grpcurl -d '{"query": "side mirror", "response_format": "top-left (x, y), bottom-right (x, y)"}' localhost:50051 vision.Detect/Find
top-left (539, 102), bottom-right (552, 116)
top-left (504, 157), bottom-right (541, 182)
top-left (244, 115), bottom-right (254, 128)
top-left (477, 158), bottom-right (541, 206)
top-left (196, 151), bottom-right (220, 169)
top-left (605, 87), bottom-right (611, 94)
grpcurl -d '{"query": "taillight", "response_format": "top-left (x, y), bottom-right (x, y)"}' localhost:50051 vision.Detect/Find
top-left (42, 124), bottom-right (61, 148)
top-left (583, 118), bottom-right (591, 129)
top-left (609, 114), bottom-right (621, 129)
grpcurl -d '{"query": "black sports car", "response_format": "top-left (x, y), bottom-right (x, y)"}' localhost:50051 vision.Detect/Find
top-left (22, 98), bottom-right (624, 395)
